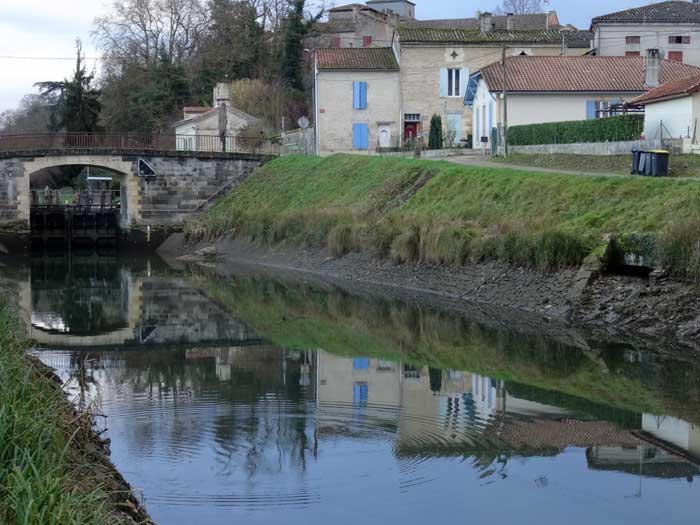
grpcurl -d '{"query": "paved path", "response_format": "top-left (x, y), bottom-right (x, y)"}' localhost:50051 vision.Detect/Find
top-left (441, 155), bottom-right (624, 177)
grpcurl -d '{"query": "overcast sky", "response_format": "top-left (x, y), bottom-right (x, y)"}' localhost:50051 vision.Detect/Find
top-left (0, 0), bottom-right (644, 112)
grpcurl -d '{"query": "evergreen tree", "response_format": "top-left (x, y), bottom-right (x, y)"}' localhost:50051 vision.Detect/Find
top-left (281, 0), bottom-right (306, 91)
top-left (428, 114), bottom-right (444, 150)
top-left (36, 39), bottom-right (101, 132)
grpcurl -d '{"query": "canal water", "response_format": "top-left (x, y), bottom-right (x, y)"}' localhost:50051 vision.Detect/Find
top-left (2, 255), bottom-right (700, 524)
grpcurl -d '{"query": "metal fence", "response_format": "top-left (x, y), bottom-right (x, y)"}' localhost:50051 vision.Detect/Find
top-left (0, 133), bottom-right (280, 156)
top-left (31, 189), bottom-right (121, 210)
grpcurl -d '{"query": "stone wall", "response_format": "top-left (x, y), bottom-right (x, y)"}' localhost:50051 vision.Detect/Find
top-left (508, 139), bottom-right (662, 156)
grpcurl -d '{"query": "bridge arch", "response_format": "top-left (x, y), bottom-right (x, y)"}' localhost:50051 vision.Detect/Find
top-left (22, 155), bottom-right (140, 228)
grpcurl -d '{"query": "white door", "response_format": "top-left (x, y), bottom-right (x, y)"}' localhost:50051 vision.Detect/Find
top-left (378, 126), bottom-right (391, 148)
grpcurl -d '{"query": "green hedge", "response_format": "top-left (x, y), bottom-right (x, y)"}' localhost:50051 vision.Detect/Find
top-left (508, 115), bottom-right (644, 146)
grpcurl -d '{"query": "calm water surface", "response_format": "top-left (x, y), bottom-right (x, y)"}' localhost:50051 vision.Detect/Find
top-left (3, 256), bottom-right (700, 524)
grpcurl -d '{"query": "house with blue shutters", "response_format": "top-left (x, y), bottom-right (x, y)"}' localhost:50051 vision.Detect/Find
top-left (315, 47), bottom-right (401, 154)
top-left (465, 54), bottom-right (700, 149)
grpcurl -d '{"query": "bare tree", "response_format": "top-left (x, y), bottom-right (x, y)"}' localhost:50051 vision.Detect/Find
top-left (0, 95), bottom-right (52, 134)
top-left (494, 0), bottom-right (544, 15)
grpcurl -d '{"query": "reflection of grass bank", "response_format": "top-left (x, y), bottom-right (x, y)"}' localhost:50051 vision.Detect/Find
top-left (195, 271), bottom-right (700, 424)
top-left (0, 304), bottom-right (146, 524)
top-left (187, 154), bottom-right (700, 277)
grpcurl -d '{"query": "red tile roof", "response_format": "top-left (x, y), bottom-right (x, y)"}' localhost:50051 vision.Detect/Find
top-left (480, 56), bottom-right (700, 93)
top-left (592, 1), bottom-right (700, 25)
top-left (398, 27), bottom-right (592, 47)
top-left (316, 47), bottom-right (399, 70)
top-left (631, 75), bottom-right (700, 105)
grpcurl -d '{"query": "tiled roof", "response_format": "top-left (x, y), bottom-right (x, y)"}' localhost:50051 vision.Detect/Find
top-left (480, 56), bottom-right (700, 93)
top-left (403, 13), bottom-right (557, 31)
top-left (397, 27), bottom-right (593, 48)
top-left (592, 1), bottom-right (700, 25)
top-left (316, 47), bottom-right (399, 70)
top-left (631, 74), bottom-right (700, 105)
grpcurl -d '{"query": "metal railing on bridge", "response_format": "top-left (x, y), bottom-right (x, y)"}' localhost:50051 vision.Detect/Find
top-left (0, 132), bottom-right (280, 156)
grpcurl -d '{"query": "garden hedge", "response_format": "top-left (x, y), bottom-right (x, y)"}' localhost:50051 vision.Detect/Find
top-left (508, 114), bottom-right (644, 146)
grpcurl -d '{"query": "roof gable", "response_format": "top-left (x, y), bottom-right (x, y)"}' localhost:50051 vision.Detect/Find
top-left (173, 106), bottom-right (259, 128)
top-left (479, 56), bottom-right (700, 93)
top-left (592, 1), bottom-right (700, 25)
top-left (316, 47), bottom-right (399, 70)
top-left (631, 75), bottom-right (700, 105)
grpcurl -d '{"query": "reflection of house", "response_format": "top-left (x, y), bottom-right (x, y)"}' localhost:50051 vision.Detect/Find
top-left (642, 413), bottom-right (700, 459)
top-left (173, 83), bottom-right (259, 151)
top-left (587, 445), bottom-right (700, 480)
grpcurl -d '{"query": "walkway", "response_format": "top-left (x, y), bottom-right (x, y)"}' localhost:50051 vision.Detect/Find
top-left (442, 154), bottom-right (624, 177)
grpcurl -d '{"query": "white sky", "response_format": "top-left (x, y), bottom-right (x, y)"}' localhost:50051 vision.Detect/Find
top-left (0, 0), bottom-right (643, 112)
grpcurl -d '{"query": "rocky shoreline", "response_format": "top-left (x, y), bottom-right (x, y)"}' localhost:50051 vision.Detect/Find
top-left (161, 234), bottom-right (700, 353)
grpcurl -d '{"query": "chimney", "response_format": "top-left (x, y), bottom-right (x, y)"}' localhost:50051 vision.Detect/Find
top-left (645, 48), bottom-right (660, 89)
top-left (506, 12), bottom-right (514, 31)
top-left (213, 82), bottom-right (231, 107)
top-left (480, 12), bottom-right (493, 33)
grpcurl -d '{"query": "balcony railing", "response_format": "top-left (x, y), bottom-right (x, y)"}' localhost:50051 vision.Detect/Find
top-left (0, 133), bottom-right (280, 156)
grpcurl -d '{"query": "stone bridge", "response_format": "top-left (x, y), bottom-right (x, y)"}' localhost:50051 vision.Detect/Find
top-left (0, 133), bottom-right (277, 250)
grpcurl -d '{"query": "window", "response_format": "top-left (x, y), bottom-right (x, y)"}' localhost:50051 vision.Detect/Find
top-left (447, 68), bottom-right (461, 97)
top-left (625, 51), bottom-right (640, 56)
top-left (362, 36), bottom-right (372, 47)
top-left (352, 124), bottom-right (369, 150)
top-left (331, 36), bottom-right (341, 48)
top-left (669, 36), bottom-right (690, 44)
top-left (668, 51), bottom-right (684, 63)
top-left (625, 36), bottom-right (641, 44)
top-left (404, 113), bottom-right (420, 122)
top-left (353, 81), bottom-right (367, 110)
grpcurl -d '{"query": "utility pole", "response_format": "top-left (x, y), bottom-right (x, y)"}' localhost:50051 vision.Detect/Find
top-left (502, 46), bottom-right (509, 156)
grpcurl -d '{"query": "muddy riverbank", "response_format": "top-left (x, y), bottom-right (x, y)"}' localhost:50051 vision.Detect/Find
top-left (162, 235), bottom-right (700, 353)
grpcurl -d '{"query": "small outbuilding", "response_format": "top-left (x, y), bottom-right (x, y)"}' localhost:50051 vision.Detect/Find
top-left (630, 75), bottom-right (700, 145)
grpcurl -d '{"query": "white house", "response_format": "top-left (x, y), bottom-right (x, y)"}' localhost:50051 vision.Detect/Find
top-left (465, 54), bottom-right (700, 147)
top-left (173, 83), bottom-right (259, 151)
top-left (631, 74), bottom-right (700, 143)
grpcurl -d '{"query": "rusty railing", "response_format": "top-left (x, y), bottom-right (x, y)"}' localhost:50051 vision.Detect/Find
top-left (0, 133), bottom-right (281, 156)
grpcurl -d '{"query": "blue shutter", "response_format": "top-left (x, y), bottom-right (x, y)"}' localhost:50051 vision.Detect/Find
top-left (460, 67), bottom-right (470, 97)
top-left (353, 357), bottom-right (369, 369)
top-left (353, 123), bottom-right (369, 150)
top-left (475, 107), bottom-right (480, 141)
top-left (439, 67), bottom-right (448, 97)
top-left (586, 100), bottom-right (597, 120)
top-left (360, 82), bottom-right (368, 109)
top-left (488, 102), bottom-right (494, 133)
top-left (353, 82), bottom-right (361, 109)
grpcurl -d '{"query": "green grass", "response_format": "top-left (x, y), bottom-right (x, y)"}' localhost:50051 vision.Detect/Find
top-left (491, 152), bottom-right (700, 178)
top-left (0, 304), bottom-right (132, 524)
top-left (186, 154), bottom-right (700, 276)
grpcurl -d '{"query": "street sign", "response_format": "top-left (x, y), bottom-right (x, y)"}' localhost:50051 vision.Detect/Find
top-left (298, 116), bottom-right (310, 130)
top-left (138, 158), bottom-right (156, 177)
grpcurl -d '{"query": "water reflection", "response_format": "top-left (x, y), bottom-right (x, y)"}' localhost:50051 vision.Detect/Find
top-left (11, 257), bottom-right (700, 524)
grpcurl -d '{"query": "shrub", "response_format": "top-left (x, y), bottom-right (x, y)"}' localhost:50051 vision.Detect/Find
top-left (428, 114), bottom-right (443, 150)
top-left (328, 224), bottom-right (354, 257)
top-left (421, 225), bottom-right (474, 265)
top-left (390, 226), bottom-right (421, 263)
top-left (656, 217), bottom-right (700, 279)
top-left (508, 115), bottom-right (644, 146)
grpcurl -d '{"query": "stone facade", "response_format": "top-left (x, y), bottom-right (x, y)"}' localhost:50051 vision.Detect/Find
top-left (0, 151), bottom-right (267, 235)
top-left (316, 70), bottom-right (401, 154)
top-left (399, 44), bottom-right (588, 147)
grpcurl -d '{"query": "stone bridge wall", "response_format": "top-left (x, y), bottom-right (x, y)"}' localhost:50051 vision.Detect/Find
top-left (0, 150), bottom-right (269, 243)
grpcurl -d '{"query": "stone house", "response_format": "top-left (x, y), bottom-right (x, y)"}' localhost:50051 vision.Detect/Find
top-left (396, 20), bottom-right (593, 147)
top-left (314, 48), bottom-right (401, 154)
top-left (592, 1), bottom-right (700, 66)
top-left (173, 83), bottom-right (259, 151)
top-left (309, 3), bottom-right (398, 49)
top-left (466, 54), bottom-right (700, 148)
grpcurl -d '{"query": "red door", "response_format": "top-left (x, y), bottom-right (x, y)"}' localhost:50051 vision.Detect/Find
top-left (404, 122), bottom-right (419, 143)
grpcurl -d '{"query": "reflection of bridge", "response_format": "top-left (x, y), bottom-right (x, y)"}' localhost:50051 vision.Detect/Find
top-left (0, 133), bottom-right (278, 251)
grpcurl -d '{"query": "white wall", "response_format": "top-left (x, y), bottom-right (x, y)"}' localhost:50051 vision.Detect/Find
top-left (643, 96), bottom-right (695, 140)
top-left (506, 93), bottom-right (642, 126)
top-left (595, 23), bottom-right (700, 66)
top-left (471, 77), bottom-right (497, 146)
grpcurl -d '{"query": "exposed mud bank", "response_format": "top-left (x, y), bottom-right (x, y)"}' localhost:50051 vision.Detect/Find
top-left (161, 234), bottom-right (700, 353)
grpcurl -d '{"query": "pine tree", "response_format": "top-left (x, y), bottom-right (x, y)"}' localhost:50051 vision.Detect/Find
top-left (281, 0), bottom-right (306, 91)
top-left (36, 39), bottom-right (101, 132)
top-left (428, 114), bottom-right (443, 150)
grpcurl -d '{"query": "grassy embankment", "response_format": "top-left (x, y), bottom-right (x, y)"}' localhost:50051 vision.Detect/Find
top-left (186, 154), bottom-right (700, 277)
top-left (0, 304), bottom-right (137, 524)
top-left (491, 152), bottom-right (700, 178)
